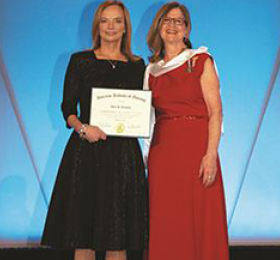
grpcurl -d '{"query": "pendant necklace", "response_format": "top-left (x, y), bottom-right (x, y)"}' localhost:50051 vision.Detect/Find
top-left (96, 50), bottom-right (119, 69)
top-left (107, 59), bottom-right (117, 69)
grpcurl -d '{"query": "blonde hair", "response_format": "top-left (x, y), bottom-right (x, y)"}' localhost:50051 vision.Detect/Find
top-left (147, 2), bottom-right (192, 62)
top-left (92, 0), bottom-right (139, 61)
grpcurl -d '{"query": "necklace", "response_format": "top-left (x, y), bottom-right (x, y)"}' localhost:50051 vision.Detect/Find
top-left (107, 59), bottom-right (117, 69)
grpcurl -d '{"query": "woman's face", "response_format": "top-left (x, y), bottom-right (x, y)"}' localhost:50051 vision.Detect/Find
top-left (160, 8), bottom-right (186, 45)
top-left (99, 5), bottom-right (125, 44)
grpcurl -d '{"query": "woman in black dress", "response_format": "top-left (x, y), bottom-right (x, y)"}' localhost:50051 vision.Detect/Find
top-left (41, 1), bottom-right (148, 260)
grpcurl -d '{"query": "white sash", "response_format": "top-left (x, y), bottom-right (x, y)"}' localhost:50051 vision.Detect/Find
top-left (150, 46), bottom-right (209, 77)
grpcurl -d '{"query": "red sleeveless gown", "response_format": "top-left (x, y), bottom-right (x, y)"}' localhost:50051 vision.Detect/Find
top-left (148, 53), bottom-right (229, 260)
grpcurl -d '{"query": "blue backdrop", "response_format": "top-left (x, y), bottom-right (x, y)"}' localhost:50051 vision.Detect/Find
top-left (0, 0), bottom-right (280, 245)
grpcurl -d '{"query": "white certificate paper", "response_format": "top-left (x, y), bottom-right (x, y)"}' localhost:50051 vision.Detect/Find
top-left (90, 88), bottom-right (152, 138)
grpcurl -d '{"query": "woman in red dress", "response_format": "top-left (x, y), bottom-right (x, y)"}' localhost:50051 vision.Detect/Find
top-left (144, 2), bottom-right (229, 260)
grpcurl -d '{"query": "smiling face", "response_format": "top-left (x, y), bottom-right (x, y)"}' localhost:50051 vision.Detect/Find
top-left (99, 5), bottom-right (126, 44)
top-left (160, 7), bottom-right (186, 45)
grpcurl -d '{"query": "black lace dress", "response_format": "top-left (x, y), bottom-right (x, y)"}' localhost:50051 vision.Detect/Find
top-left (41, 50), bottom-right (148, 251)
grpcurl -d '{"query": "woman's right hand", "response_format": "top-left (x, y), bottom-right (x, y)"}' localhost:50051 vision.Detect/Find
top-left (83, 125), bottom-right (107, 143)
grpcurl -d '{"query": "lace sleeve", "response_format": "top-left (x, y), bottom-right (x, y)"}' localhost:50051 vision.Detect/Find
top-left (61, 54), bottom-right (81, 128)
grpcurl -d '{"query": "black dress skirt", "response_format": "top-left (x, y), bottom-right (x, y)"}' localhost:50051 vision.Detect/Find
top-left (41, 50), bottom-right (148, 251)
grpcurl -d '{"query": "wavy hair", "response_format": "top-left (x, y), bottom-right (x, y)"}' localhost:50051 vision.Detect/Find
top-left (147, 2), bottom-right (192, 62)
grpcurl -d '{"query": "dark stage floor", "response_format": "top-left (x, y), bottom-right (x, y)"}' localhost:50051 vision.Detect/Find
top-left (0, 246), bottom-right (280, 260)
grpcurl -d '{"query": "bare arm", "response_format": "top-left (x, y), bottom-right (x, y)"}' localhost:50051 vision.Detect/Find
top-left (199, 57), bottom-right (222, 187)
top-left (68, 115), bottom-right (83, 133)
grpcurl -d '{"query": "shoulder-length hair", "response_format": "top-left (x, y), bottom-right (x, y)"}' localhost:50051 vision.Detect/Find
top-left (147, 2), bottom-right (192, 63)
top-left (92, 0), bottom-right (139, 61)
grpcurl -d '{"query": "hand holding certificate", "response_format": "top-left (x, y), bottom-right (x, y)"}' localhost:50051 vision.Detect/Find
top-left (90, 88), bottom-right (152, 138)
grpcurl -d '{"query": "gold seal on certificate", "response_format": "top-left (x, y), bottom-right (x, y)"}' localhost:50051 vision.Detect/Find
top-left (90, 88), bottom-right (152, 137)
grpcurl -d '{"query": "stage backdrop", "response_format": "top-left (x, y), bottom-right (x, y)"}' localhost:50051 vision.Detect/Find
top-left (0, 0), bottom-right (280, 245)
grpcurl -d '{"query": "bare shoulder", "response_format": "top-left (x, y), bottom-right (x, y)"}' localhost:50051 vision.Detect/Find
top-left (201, 57), bottom-right (217, 78)
top-left (200, 55), bottom-right (219, 92)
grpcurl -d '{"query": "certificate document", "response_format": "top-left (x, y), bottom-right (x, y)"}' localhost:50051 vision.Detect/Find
top-left (90, 88), bottom-right (152, 138)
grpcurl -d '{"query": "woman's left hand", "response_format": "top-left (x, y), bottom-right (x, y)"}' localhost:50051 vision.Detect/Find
top-left (198, 153), bottom-right (217, 187)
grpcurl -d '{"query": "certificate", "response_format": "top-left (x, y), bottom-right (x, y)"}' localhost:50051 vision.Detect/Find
top-left (90, 88), bottom-right (152, 138)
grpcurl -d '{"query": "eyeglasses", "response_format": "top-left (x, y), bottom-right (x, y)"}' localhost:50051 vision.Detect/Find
top-left (162, 17), bottom-right (186, 26)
